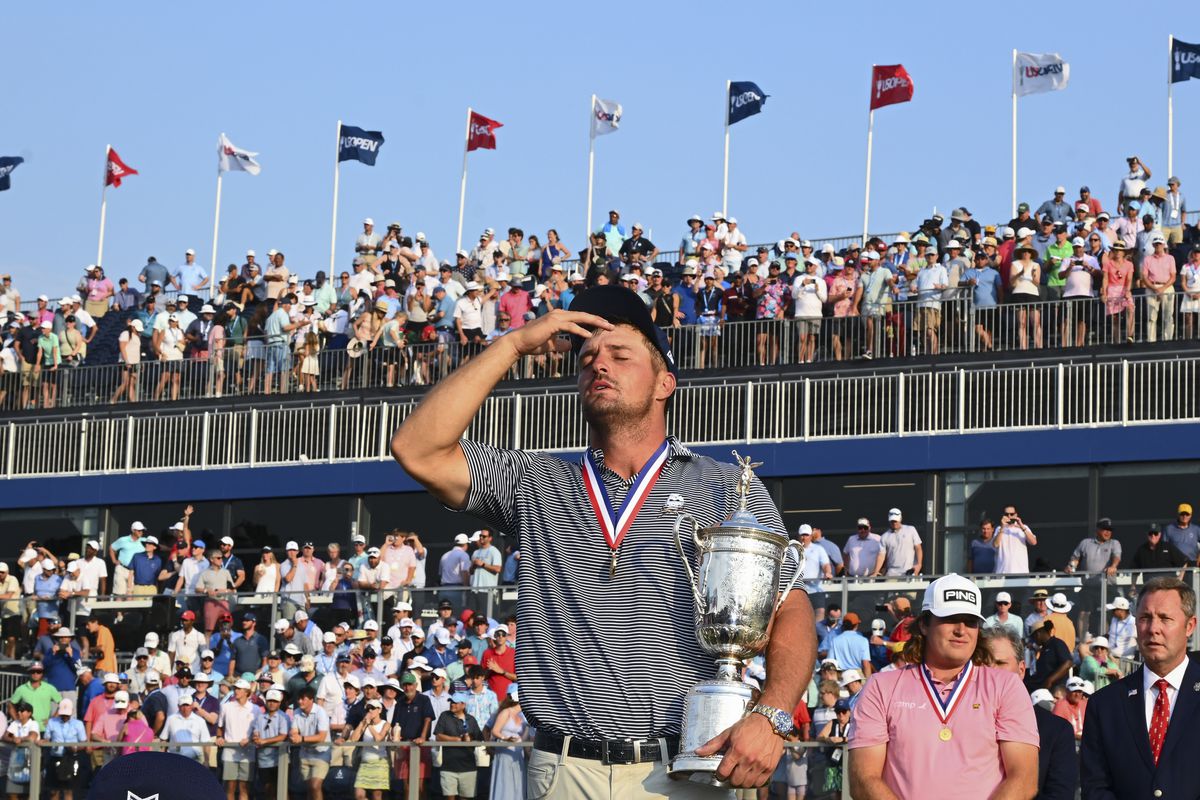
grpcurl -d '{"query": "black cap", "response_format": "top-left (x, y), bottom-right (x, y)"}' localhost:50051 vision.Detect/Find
top-left (1097, 517), bottom-right (1114, 530)
top-left (267, 650), bottom-right (281, 659)
top-left (456, 639), bottom-right (473, 649)
top-left (1148, 523), bottom-right (1162, 534)
top-left (438, 599), bottom-right (453, 609)
top-left (568, 285), bottom-right (677, 376)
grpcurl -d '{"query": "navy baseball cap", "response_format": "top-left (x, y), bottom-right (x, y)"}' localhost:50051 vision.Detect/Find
top-left (568, 285), bottom-right (677, 375)
top-left (87, 751), bottom-right (224, 800)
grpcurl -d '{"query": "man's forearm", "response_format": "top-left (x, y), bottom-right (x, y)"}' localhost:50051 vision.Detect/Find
top-left (393, 337), bottom-right (520, 461)
top-left (759, 591), bottom-right (815, 712)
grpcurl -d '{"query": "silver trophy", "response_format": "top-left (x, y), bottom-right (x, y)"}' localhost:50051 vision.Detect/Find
top-left (663, 452), bottom-right (804, 785)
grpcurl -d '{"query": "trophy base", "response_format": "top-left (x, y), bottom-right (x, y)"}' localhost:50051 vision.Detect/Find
top-left (669, 755), bottom-right (731, 787)
top-left (669, 676), bottom-right (752, 787)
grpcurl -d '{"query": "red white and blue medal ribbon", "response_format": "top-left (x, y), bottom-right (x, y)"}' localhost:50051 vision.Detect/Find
top-left (581, 440), bottom-right (670, 577)
top-left (919, 660), bottom-right (974, 741)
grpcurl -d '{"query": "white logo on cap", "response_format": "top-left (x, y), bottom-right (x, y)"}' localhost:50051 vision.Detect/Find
top-left (128, 793), bottom-right (159, 800)
top-left (943, 588), bottom-right (978, 605)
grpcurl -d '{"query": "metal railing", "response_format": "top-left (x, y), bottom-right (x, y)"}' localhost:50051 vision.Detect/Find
top-left (40, 585), bottom-right (518, 648)
top-left (1, 351), bottom-right (1198, 479)
top-left (8, 289), bottom-right (1200, 414)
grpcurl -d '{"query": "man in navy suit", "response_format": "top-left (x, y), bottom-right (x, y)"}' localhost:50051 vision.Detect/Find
top-left (981, 625), bottom-right (1077, 799)
top-left (1081, 576), bottom-right (1200, 799)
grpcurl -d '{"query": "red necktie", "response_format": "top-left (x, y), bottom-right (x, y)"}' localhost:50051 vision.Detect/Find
top-left (1149, 678), bottom-right (1171, 765)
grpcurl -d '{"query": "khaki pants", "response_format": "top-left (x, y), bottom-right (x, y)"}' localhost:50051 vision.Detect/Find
top-left (527, 743), bottom-right (733, 800)
top-left (1147, 287), bottom-right (1176, 342)
top-left (113, 564), bottom-right (131, 595)
top-left (1164, 225), bottom-right (1184, 245)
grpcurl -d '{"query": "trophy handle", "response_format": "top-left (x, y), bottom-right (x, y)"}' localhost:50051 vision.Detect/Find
top-left (673, 513), bottom-right (706, 614)
top-left (775, 541), bottom-right (807, 614)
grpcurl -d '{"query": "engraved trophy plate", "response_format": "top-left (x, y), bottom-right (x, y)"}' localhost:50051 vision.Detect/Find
top-left (663, 452), bottom-right (804, 786)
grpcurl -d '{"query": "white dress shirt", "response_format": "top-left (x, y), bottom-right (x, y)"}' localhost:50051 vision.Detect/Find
top-left (1143, 657), bottom-right (1189, 730)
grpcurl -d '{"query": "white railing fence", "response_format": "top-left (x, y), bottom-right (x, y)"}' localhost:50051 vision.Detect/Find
top-left (2, 354), bottom-right (1199, 480)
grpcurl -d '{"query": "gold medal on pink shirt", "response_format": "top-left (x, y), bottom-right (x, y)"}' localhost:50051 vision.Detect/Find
top-left (919, 661), bottom-right (974, 744)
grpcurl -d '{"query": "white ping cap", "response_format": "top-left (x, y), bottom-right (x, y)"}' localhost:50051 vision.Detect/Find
top-left (921, 573), bottom-right (985, 621)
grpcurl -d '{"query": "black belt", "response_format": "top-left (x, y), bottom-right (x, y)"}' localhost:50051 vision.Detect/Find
top-left (533, 731), bottom-right (678, 766)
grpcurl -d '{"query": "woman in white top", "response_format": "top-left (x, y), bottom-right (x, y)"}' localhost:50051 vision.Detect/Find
top-left (1060, 241), bottom-right (1102, 348)
top-left (111, 319), bottom-right (144, 403)
top-left (349, 700), bottom-right (392, 798)
top-left (154, 314), bottom-right (186, 402)
top-left (1181, 250), bottom-right (1200, 340)
top-left (4, 701), bottom-right (39, 796)
top-left (254, 548), bottom-right (281, 594)
top-left (792, 257), bottom-right (828, 364)
top-left (1008, 245), bottom-right (1042, 350)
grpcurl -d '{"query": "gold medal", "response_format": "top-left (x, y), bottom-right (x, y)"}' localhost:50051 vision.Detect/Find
top-left (939, 727), bottom-right (953, 742)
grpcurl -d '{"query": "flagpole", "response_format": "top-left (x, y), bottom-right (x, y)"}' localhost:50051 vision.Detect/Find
top-left (586, 94), bottom-right (597, 242)
top-left (862, 106), bottom-right (875, 247)
top-left (209, 167), bottom-right (224, 302)
top-left (329, 120), bottom-right (342, 275)
top-left (1011, 49), bottom-right (1018, 218)
top-left (1168, 35), bottom-right (1174, 178)
top-left (722, 80), bottom-right (731, 218)
top-left (97, 144), bottom-right (110, 266)
top-left (456, 107), bottom-right (471, 253)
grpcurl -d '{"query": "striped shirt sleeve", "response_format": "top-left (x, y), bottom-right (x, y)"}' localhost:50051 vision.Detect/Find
top-left (457, 438), bottom-right (535, 535)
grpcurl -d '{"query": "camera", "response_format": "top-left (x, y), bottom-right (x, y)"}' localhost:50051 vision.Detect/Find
top-left (874, 602), bottom-right (890, 612)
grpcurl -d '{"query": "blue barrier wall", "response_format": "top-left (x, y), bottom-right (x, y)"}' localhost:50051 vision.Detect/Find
top-left (5, 421), bottom-right (1198, 510)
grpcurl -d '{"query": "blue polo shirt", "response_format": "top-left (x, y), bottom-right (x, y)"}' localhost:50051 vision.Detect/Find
top-left (42, 644), bottom-right (81, 692)
top-left (129, 551), bottom-right (163, 586)
top-left (673, 283), bottom-right (699, 324)
top-left (963, 266), bottom-right (1002, 308)
top-left (34, 573), bottom-right (63, 620)
top-left (110, 535), bottom-right (146, 568)
top-left (828, 628), bottom-right (871, 671)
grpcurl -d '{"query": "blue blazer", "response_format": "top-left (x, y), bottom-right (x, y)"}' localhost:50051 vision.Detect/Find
top-left (1080, 658), bottom-right (1200, 799)
top-left (1034, 705), bottom-right (1077, 800)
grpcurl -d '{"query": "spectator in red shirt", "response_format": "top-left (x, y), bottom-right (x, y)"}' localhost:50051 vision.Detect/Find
top-left (497, 275), bottom-right (533, 329)
top-left (481, 628), bottom-right (516, 698)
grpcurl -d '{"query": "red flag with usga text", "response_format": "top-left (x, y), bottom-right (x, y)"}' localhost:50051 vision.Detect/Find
top-left (105, 147), bottom-right (139, 187)
top-left (869, 65), bottom-right (915, 110)
top-left (466, 112), bottom-right (503, 151)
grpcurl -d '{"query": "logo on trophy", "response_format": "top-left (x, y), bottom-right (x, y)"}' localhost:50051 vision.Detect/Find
top-left (663, 451), bottom-right (804, 785)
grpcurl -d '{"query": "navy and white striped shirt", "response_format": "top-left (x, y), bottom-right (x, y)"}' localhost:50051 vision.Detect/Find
top-left (458, 436), bottom-right (792, 739)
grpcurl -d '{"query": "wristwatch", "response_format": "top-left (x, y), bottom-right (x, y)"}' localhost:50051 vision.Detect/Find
top-left (750, 703), bottom-right (793, 737)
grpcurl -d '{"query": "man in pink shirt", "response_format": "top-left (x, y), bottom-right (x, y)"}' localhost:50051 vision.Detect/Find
top-left (848, 573), bottom-right (1039, 799)
top-left (497, 275), bottom-right (533, 329)
top-left (1140, 235), bottom-right (1177, 342)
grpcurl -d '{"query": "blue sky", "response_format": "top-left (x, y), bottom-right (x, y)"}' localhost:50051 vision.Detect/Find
top-left (1, 3), bottom-right (1195, 296)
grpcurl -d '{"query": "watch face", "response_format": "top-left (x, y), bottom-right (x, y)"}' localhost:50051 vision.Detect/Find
top-left (771, 709), bottom-right (793, 732)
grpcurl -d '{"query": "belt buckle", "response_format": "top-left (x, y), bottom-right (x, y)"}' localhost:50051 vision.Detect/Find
top-left (602, 738), bottom-right (634, 766)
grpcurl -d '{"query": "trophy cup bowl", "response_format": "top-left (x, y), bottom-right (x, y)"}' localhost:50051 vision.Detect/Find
top-left (662, 454), bottom-right (804, 786)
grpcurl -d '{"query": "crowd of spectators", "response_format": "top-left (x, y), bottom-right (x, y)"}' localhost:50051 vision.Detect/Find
top-left (0, 496), bottom-right (1193, 796)
top-left (0, 158), bottom-right (1196, 410)
top-left (0, 509), bottom-right (527, 799)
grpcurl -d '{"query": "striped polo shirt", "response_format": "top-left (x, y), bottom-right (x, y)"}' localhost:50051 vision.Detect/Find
top-left (458, 436), bottom-right (794, 740)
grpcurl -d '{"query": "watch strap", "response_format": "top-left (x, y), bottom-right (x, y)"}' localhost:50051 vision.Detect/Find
top-left (750, 703), bottom-right (791, 736)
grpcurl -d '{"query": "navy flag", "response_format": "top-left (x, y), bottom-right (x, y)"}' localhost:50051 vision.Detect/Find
top-left (1172, 38), bottom-right (1200, 83)
top-left (0, 157), bottom-right (23, 191)
top-left (728, 81), bottom-right (768, 125)
top-left (338, 125), bottom-right (385, 165)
